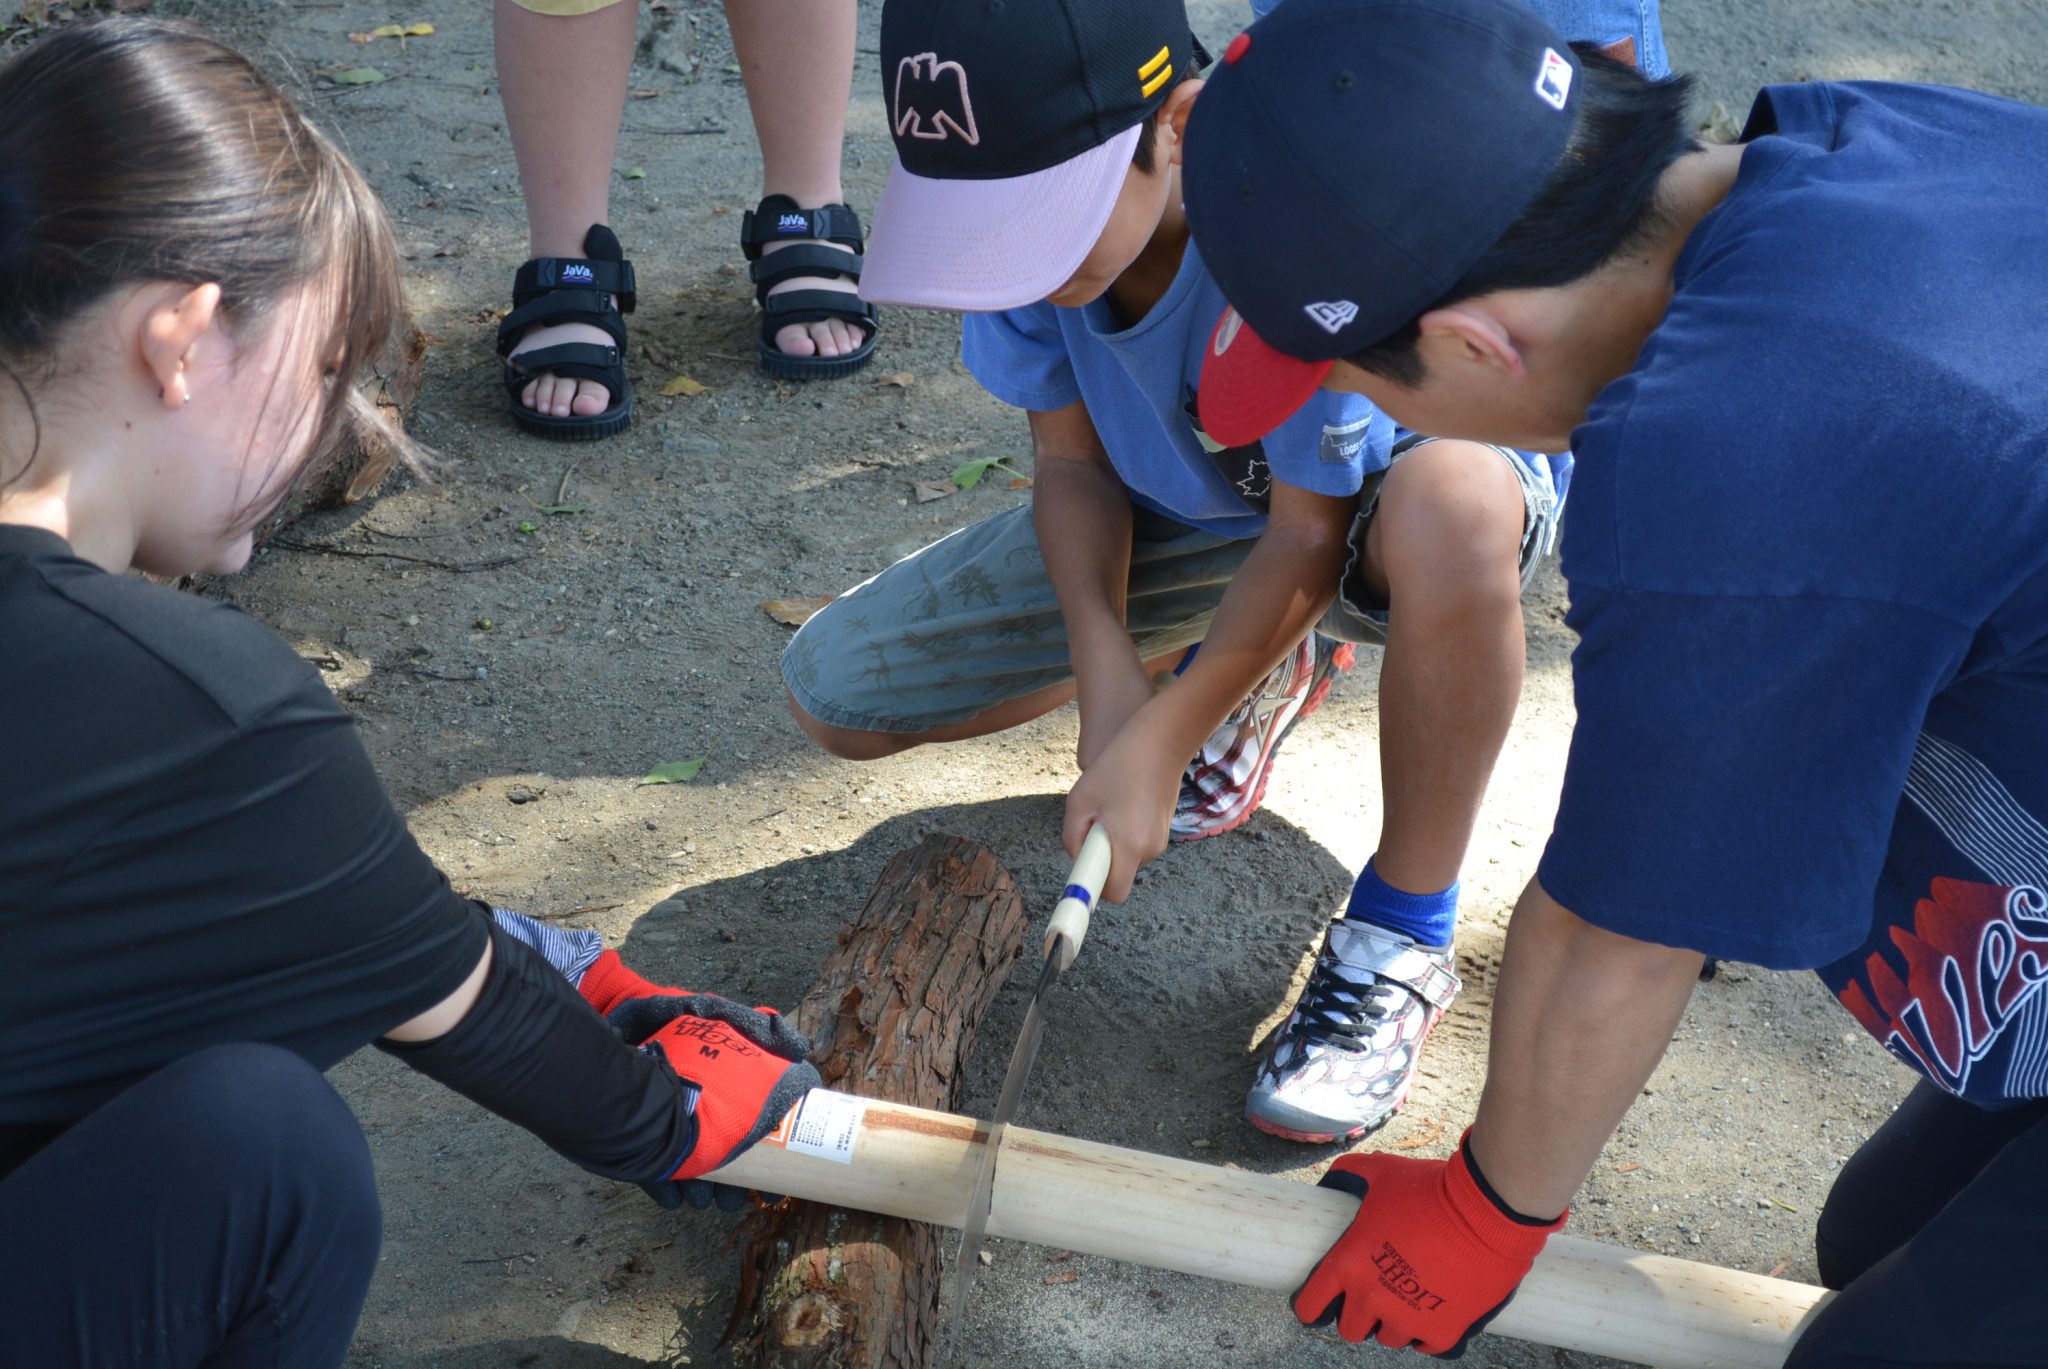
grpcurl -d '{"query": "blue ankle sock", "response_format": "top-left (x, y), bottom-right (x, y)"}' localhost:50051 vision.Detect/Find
top-left (1342, 859), bottom-right (1457, 947)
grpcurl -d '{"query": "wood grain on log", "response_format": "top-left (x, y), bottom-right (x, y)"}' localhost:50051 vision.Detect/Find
top-left (728, 834), bottom-right (1028, 1369)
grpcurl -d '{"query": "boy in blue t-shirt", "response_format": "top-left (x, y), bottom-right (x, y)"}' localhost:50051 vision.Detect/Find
top-left (1184, 0), bottom-right (2048, 1360)
top-left (781, 0), bottom-right (1663, 1145)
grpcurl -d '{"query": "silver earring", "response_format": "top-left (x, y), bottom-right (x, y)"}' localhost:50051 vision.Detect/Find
top-left (182, 393), bottom-right (191, 407)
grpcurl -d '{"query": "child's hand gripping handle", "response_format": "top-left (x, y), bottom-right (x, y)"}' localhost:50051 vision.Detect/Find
top-left (1045, 826), bottom-right (1112, 971)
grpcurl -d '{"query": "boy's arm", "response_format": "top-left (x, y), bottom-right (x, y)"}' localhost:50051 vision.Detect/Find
top-left (1064, 476), bottom-right (1354, 899)
top-left (1029, 401), bottom-right (1158, 772)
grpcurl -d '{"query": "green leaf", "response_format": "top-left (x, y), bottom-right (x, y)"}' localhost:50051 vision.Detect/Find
top-left (722, 62), bottom-right (742, 74)
top-left (532, 503), bottom-right (584, 516)
top-left (625, 166), bottom-right (646, 181)
top-left (950, 456), bottom-right (1025, 491)
top-left (323, 67), bottom-right (387, 85)
top-left (516, 521), bottom-right (538, 534)
top-left (641, 757), bottom-right (706, 786)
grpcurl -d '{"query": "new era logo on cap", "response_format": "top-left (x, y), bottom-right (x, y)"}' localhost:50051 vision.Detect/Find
top-left (1304, 300), bottom-right (1360, 334)
top-left (1535, 47), bottom-right (1573, 110)
top-left (893, 53), bottom-right (980, 144)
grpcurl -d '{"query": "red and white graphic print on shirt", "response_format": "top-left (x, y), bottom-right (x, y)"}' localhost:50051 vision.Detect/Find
top-left (1835, 733), bottom-right (2048, 1100)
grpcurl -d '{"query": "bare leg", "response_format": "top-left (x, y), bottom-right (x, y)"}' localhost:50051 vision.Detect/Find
top-left (789, 650), bottom-right (1186, 761)
top-left (1358, 441), bottom-right (1529, 895)
top-left (725, 0), bottom-right (866, 361)
top-left (493, 0), bottom-right (635, 419)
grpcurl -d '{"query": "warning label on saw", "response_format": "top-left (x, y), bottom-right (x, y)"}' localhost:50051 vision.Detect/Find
top-left (762, 1089), bottom-right (867, 1164)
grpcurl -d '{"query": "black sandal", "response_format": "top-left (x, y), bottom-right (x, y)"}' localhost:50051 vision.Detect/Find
top-left (496, 224), bottom-right (636, 441)
top-left (740, 195), bottom-right (879, 381)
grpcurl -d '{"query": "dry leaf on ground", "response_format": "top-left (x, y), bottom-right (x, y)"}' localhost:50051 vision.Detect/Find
top-left (760, 595), bottom-right (834, 627)
top-left (874, 371), bottom-right (916, 388)
top-left (913, 480), bottom-right (955, 503)
top-left (659, 374), bottom-right (708, 397)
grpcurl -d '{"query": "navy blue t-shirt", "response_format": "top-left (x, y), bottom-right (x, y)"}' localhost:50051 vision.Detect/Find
top-left (1539, 82), bottom-right (2048, 1107)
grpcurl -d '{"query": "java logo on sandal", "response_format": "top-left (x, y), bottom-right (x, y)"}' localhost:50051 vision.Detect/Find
top-left (560, 263), bottom-right (595, 285)
top-left (777, 212), bottom-right (811, 233)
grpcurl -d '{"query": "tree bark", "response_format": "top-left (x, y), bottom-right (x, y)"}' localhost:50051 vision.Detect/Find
top-left (728, 834), bottom-right (1028, 1369)
top-left (260, 322), bottom-right (426, 541)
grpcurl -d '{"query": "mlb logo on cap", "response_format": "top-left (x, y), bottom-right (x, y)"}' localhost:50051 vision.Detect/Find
top-left (1535, 47), bottom-right (1573, 110)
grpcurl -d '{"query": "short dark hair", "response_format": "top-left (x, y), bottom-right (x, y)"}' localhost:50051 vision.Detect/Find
top-left (1344, 44), bottom-right (1699, 386)
top-left (1134, 111), bottom-right (1163, 175)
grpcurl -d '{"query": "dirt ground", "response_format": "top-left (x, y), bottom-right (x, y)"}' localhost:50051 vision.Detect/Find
top-left (51, 0), bottom-right (2047, 1363)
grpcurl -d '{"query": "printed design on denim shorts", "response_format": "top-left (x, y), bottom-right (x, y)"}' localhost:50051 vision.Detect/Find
top-left (1182, 385), bottom-right (1270, 510)
top-left (1319, 415), bottom-right (1374, 465)
top-left (952, 565), bottom-right (1001, 610)
top-left (1834, 732), bottom-right (2048, 1100)
top-left (900, 622), bottom-right (959, 660)
top-left (893, 53), bottom-right (980, 145)
top-left (854, 638), bottom-right (899, 694)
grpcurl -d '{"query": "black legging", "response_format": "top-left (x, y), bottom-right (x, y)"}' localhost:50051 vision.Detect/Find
top-left (0, 1043), bottom-right (381, 1369)
top-left (1787, 1079), bottom-right (2048, 1369)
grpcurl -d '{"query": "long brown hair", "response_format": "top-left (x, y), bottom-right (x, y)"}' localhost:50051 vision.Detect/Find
top-left (0, 17), bottom-right (415, 522)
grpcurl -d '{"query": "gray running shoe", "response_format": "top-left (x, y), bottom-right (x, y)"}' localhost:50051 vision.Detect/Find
top-left (1246, 918), bottom-right (1460, 1143)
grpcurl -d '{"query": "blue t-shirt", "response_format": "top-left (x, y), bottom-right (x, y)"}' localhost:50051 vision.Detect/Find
top-left (1538, 82), bottom-right (2048, 1108)
top-left (962, 239), bottom-right (1389, 539)
top-left (1251, 0), bottom-right (1667, 74)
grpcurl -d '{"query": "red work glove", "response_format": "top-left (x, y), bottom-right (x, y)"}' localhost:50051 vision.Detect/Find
top-left (609, 992), bottom-right (820, 1183)
top-left (1293, 1132), bottom-right (1566, 1357)
top-left (575, 948), bottom-right (680, 1016)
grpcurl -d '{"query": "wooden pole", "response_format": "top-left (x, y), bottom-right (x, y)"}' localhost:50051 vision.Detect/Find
top-left (716, 1093), bottom-right (1833, 1369)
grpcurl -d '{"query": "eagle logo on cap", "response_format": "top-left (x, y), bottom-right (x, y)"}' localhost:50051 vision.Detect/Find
top-left (894, 53), bottom-right (980, 145)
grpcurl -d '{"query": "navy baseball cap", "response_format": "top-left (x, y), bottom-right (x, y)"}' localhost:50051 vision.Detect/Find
top-left (861, 0), bottom-right (1197, 311)
top-left (1184, 0), bottom-right (1583, 445)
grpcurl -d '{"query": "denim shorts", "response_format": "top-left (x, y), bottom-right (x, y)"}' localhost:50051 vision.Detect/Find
top-left (781, 439), bottom-right (1558, 735)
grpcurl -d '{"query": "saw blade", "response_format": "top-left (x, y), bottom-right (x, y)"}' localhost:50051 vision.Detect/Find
top-left (943, 939), bottom-right (1065, 1357)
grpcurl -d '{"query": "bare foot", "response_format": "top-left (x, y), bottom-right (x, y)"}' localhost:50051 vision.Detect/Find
top-left (758, 239), bottom-right (866, 359)
top-left (507, 296), bottom-right (616, 418)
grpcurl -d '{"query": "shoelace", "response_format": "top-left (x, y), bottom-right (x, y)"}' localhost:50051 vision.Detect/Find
top-left (1285, 944), bottom-right (1408, 1052)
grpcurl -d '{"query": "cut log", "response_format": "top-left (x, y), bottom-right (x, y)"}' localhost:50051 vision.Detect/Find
top-left (727, 834), bottom-right (1028, 1369)
top-left (717, 1097), bottom-right (1834, 1369)
top-left (259, 322), bottom-right (426, 543)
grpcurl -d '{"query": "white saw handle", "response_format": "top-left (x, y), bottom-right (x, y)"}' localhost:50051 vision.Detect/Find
top-left (1045, 826), bottom-right (1112, 971)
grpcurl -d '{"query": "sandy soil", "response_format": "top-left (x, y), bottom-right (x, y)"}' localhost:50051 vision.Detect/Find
top-left (45, 0), bottom-right (2046, 1363)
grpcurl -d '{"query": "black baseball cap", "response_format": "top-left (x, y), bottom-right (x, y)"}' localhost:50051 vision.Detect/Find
top-left (1183, 0), bottom-right (1583, 444)
top-left (861, 0), bottom-right (1198, 311)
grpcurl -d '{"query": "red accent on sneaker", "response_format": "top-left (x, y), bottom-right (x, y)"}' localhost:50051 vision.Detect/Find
top-left (1173, 638), bottom-right (1355, 842)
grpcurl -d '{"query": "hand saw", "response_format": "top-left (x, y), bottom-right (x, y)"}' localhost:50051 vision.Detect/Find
top-left (943, 825), bottom-right (1113, 1357)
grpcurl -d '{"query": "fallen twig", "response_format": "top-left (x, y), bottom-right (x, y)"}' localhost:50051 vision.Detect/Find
top-left (274, 538), bottom-right (522, 573)
top-left (534, 902), bottom-right (624, 921)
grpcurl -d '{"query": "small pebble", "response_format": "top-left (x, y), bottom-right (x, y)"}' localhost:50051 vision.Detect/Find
top-left (977, 1251), bottom-right (993, 1267)
top-left (507, 785), bottom-right (536, 805)
top-left (717, 928), bottom-right (738, 943)
top-left (1189, 1139), bottom-right (1213, 1150)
